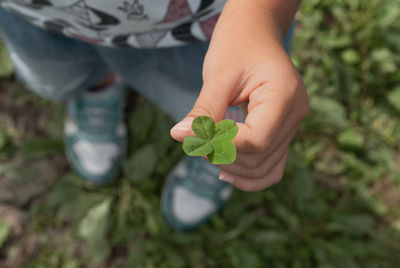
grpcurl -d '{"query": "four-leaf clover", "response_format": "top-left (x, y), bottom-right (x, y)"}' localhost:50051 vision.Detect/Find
top-left (182, 116), bottom-right (239, 165)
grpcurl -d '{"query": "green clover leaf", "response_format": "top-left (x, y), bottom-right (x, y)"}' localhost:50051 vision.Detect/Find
top-left (182, 116), bottom-right (239, 165)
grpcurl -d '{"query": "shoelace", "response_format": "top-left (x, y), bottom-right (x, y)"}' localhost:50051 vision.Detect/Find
top-left (184, 158), bottom-right (226, 198)
top-left (75, 99), bottom-right (121, 136)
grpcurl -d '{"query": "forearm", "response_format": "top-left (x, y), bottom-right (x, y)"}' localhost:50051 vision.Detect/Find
top-left (215, 0), bottom-right (301, 44)
top-left (239, 0), bottom-right (302, 36)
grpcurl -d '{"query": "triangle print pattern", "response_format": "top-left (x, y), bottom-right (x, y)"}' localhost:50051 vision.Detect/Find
top-left (158, 0), bottom-right (193, 24)
top-left (135, 30), bottom-right (167, 48)
top-left (199, 14), bottom-right (219, 39)
top-left (60, 0), bottom-right (91, 25)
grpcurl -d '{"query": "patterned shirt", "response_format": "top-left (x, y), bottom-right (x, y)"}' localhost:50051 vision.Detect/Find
top-left (0, 0), bottom-right (225, 48)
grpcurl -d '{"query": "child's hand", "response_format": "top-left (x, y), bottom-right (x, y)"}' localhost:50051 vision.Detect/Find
top-left (170, 0), bottom-right (308, 192)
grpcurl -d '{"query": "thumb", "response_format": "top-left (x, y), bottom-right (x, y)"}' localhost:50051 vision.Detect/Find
top-left (170, 87), bottom-right (230, 142)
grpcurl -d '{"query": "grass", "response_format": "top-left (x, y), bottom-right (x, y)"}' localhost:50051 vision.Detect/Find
top-left (1, 0), bottom-right (400, 267)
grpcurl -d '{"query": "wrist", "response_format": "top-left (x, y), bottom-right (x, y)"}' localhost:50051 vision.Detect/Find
top-left (220, 0), bottom-right (300, 43)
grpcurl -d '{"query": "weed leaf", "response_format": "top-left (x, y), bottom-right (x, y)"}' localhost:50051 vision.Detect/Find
top-left (79, 198), bottom-right (112, 264)
top-left (0, 220), bottom-right (10, 249)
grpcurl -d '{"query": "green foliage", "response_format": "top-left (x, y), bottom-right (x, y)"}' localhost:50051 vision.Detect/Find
top-left (387, 86), bottom-right (400, 111)
top-left (0, 220), bottom-right (10, 249)
top-left (0, 128), bottom-right (7, 150)
top-left (20, 138), bottom-right (64, 158)
top-left (123, 144), bottom-right (157, 182)
top-left (0, 127), bottom-right (14, 158)
top-left (338, 128), bottom-right (365, 150)
top-left (0, 41), bottom-right (14, 79)
top-left (308, 96), bottom-right (348, 131)
top-left (183, 116), bottom-right (239, 164)
top-left (78, 198), bottom-right (112, 264)
top-left (1, 0), bottom-right (400, 266)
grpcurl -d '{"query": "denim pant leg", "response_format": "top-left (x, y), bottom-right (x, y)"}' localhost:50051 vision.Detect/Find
top-left (0, 7), bottom-right (110, 101)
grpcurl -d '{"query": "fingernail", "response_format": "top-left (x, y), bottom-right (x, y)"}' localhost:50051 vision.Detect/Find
top-left (171, 117), bottom-right (194, 132)
top-left (219, 173), bottom-right (234, 184)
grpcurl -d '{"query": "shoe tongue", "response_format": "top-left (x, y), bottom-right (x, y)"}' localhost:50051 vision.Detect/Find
top-left (82, 78), bottom-right (122, 102)
top-left (79, 105), bottom-right (115, 136)
top-left (74, 80), bottom-right (123, 136)
top-left (185, 158), bottom-right (225, 197)
top-left (200, 161), bottom-right (221, 185)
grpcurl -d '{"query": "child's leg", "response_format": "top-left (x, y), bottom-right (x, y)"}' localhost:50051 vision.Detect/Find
top-left (0, 8), bottom-right (126, 183)
top-left (95, 41), bottom-right (208, 122)
top-left (0, 7), bottom-right (111, 101)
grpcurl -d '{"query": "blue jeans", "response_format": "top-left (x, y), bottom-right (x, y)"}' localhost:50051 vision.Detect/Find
top-left (0, 7), bottom-right (294, 121)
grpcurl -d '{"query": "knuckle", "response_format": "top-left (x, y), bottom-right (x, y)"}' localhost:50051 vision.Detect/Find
top-left (285, 82), bottom-right (299, 100)
top-left (250, 137), bottom-right (271, 152)
top-left (269, 157), bottom-right (288, 185)
top-left (271, 172), bottom-right (284, 185)
top-left (252, 167), bottom-right (267, 179)
top-left (255, 156), bottom-right (267, 167)
top-left (261, 173), bottom-right (284, 190)
top-left (281, 77), bottom-right (306, 109)
top-left (240, 156), bottom-right (264, 169)
top-left (237, 183), bottom-right (259, 192)
top-left (280, 78), bottom-right (300, 103)
top-left (258, 176), bottom-right (281, 191)
top-left (243, 160), bottom-right (259, 169)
